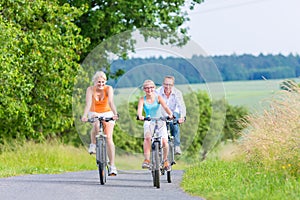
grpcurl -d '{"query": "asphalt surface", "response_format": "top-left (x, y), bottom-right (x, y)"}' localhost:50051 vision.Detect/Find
top-left (0, 170), bottom-right (205, 200)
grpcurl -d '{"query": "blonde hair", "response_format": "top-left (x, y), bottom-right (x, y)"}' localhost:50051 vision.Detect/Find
top-left (143, 80), bottom-right (155, 88)
top-left (92, 71), bottom-right (107, 83)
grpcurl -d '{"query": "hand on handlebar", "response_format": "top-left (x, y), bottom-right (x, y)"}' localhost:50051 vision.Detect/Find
top-left (81, 116), bottom-right (88, 122)
top-left (136, 115), bottom-right (145, 121)
top-left (178, 117), bottom-right (185, 124)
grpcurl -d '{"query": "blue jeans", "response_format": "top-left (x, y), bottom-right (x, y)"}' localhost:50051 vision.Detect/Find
top-left (170, 112), bottom-right (180, 147)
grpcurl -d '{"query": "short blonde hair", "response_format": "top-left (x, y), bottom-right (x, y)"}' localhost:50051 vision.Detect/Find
top-left (143, 80), bottom-right (155, 88)
top-left (92, 71), bottom-right (107, 83)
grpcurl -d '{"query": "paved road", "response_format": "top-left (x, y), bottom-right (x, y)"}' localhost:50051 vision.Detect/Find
top-left (0, 170), bottom-right (204, 200)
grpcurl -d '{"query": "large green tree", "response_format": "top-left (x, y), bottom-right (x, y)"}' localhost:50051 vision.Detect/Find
top-left (0, 0), bottom-right (89, 144)
top-left (59, 0), bottom-right (203, 62)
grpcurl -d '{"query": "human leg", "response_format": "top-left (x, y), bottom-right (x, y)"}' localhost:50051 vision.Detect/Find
top-left (170, 112), bottom-right (181, 155)
top-left (88, 121), bottom-right (99, 154)
top-left (103, 121), bottom-right (118, 175)
top-left (103, 121), bottom-right (115, 166)
top-left (142, 121), bottom-right (152, 169)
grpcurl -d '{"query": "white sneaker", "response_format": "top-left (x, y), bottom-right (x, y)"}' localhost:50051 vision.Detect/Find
top-left (88, 144), bottom-right (96, 154)
top-left (109, 165), bottom-right (118, 176)
top-left (175, 146), bottom-right (182, 155)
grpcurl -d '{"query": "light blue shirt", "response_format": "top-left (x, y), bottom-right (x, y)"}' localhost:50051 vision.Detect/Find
top-left (143, 96), bottom-right (161, 118)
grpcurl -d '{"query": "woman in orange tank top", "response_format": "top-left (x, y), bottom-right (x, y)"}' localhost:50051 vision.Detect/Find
top-left (81, 71), bottom-right (119, 176)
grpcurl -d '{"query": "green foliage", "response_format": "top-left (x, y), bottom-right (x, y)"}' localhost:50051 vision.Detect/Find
top-left (113, 90), bottom-right (248, 159)
top-left (0, 0), bottom-right (89, 143)
top-left (58, 0), bottom-right (204, 60)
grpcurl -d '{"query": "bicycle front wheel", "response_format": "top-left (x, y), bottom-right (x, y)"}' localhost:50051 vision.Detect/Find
top-left (97, 137), bottom-right (107, 185)
top-left (167, 171), bottom-right (171, 183)
top-left (98, 163), bottom-right (107, 185)
top-left (152, 142), bottom-right (160, 188)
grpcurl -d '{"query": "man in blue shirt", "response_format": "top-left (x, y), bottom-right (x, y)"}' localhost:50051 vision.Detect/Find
top-left (157, 76), bottom-right (186, 155)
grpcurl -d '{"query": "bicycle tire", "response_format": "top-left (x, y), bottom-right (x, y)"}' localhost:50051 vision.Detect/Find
top-left (153, 142), bottom-right (160, 188)
top-left (167, 171), bottom-right (171, 183)
top-left (98, 163), bottom-right (106, 185)
top-left (97, 137), bottom-right (107, 185)
top-left (168, 139), bottom-right (175, 165)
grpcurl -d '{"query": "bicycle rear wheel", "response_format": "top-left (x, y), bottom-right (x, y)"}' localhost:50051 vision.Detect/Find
top-left (168, 138), bottom-right (175, 165)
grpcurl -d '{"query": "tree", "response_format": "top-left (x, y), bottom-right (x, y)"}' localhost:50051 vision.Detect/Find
top-left (58, 0), bottom-right (204, 63)
top-left (0, 0), bottom-right (89, 144)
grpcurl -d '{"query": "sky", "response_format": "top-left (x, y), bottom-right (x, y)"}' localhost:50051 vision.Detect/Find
top-left (186, 0), bottom-right (300, 56)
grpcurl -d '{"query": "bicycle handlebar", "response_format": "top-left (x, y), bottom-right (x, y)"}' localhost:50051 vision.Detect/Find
top-left (136, 115), bottom-right (174, 121)
top-left (88, 116), bottom-right (114, 123)
top-left (136, 115), bottom-right (186, 125)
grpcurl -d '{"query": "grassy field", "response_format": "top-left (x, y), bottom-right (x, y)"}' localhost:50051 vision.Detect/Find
top-left (114, 78), bottom-right (300, 112)
top-left (184, 78), bottom-right (300, 111)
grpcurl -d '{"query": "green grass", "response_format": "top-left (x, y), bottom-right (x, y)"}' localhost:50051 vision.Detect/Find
top-left (181, 159), bottom-right (300, 200)
top-left (0, 141), bottom-right (96, 177)
top-left (0, 141), bottom-right (188, 177)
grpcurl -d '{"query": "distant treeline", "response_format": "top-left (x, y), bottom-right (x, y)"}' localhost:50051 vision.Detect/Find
top-left (110, 54), bottom-right (300, 86)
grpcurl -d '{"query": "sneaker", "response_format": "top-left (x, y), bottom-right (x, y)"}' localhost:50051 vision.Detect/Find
top-left (109, 165), bottom-right (118, 176)
top-left (142, 159), bottom-right (150, 169)
top-left (175, 146), bottom-right (182, 155)
top-left (88, 143), bottom-right (96, 154)
top-left (163, 160), bottom-right (171, 171)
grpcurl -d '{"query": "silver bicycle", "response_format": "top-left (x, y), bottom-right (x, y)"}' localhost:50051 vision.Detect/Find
top-left (88, 116), bottom-right (114, 185)
top-left (138, 116), bottom-right (173, 188)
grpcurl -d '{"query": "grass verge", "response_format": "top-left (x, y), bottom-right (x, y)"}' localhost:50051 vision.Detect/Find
top-left (0, 141), bottom-right (187, 178)
top-left (0, 141), bottom-right (95, 177)
top-left (181, 159), bottom-right (299, 200)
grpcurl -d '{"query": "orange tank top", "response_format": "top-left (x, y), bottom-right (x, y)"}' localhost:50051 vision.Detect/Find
top-left (90, 86), bottom-right (111, 113)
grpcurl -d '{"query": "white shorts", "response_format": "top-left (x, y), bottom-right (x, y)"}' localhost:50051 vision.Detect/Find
top-left (144, 120), bottom-right (167, 139)
top-left (88, 111), bottom-right (115, 124)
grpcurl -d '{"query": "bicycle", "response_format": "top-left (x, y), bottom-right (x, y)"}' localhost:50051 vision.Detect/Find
top-left (166, 118), bottom-right (180, 183)
top-left (88, 116), bottom-right (115, 185)
top-left (137, 116), bottom-right (173, 188)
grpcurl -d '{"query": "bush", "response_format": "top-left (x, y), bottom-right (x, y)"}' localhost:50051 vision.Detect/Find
top-left (114, 90), bottom-right (248, 160)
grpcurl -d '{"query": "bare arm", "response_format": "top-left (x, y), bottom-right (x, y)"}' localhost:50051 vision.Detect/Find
top-left (81, 86), bottom-right (93, 122)
top-left (107, 86), bottom-right (118, 120)
top-left (137, 97), bottom-right (145, 120)
top-left (175, 88), bottom-right (186, 123)
top-left (158, 95), bottom-right (173, 118)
